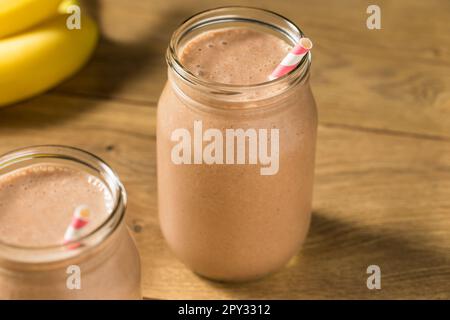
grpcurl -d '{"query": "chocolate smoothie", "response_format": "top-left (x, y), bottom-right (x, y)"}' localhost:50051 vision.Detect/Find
top-left (180, 28), bottom-right (292, 85)
top-left (0, 147), bottom-right (141, 299)
top-left (0, 164), bottom-right (112, 247)
top-left (158, 8), bottom-right (317, 282)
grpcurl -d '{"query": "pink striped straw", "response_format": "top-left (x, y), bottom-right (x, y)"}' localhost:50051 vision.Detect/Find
top-left (269, 37), bottom-right (313, 80)
top-left (64, 205), bottom-right (91, 247)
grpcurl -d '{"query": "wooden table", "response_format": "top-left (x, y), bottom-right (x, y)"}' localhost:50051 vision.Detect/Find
top-left (1, 0), bottom-right (449, 299)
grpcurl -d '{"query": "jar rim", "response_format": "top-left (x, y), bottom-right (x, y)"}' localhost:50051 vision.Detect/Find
top-left (167, 6), bottom-right (311, 95)
top-left (0, 145), bottom-right (127, 263)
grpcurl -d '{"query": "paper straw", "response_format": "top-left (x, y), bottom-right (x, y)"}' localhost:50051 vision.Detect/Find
top-left (269, 37), bottom-right (313, 80)
top-left (64, 205), bottom-right (91, 246)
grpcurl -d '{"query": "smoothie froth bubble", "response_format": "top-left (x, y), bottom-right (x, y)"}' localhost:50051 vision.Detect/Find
top-left (0, 164), bottom-right (112, 247)
top-left (180, 28), bottom-right (293, 85)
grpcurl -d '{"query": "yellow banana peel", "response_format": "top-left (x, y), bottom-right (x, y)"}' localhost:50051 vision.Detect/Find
top-left (0, 0), bottom-right (63, 38)
top-left (0, 13), bottom-right (98, 107)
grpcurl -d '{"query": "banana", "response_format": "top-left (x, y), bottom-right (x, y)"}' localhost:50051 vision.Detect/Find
top-left (58, 0), bottom-right (80, 14)
top-left (0, 0), bottom-right (63, 38)
top-left (0, 13), bottom-right (98, 107)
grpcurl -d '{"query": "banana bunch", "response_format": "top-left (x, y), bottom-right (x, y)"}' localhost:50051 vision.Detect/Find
top-left (0, 0), bottom-right (98, 107)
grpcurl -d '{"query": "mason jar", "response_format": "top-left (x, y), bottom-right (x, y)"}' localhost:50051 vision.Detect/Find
top-left (0, 146), bottom-right (141, 299)
top-left (157, 7), bottom-right (317, 281)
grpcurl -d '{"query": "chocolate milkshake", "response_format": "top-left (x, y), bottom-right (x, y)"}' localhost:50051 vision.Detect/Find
top-left (0, 146), bottom-right (141, 299)
top-left (0, 164), bottom-right (112, 247)
top-left (158, 8), bottom-right (317, 281)
top-left (180, 28), bottom-right (292, 85)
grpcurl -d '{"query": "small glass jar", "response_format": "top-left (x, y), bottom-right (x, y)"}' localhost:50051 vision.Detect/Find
top-left (0, 146), bottom-right (141, 299)
top-left (158, 7), bottom-right (318, 281)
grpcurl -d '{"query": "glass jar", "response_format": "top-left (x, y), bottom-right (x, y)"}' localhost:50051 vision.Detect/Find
top-left (157, 7), bottom-right (317, 282)
top-left (0, 146), bottom-right (141, 299)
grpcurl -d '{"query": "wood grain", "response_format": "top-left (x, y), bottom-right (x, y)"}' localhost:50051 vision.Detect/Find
top-left (1, 94), bottom-right (449, 299)
top-left (55, 0), bottom-right (450, 139)
top-left (0, 0), bottom-right (449, 299)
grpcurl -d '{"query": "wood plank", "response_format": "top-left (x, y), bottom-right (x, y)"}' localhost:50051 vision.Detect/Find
top-left (51, 0), bottom-right (450, 139)
top-left (1, 94), bottom-right (449, 299)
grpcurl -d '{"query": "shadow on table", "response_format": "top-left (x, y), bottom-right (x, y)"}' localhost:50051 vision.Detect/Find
top-left (55, 0), bottom-right (190, 101)
top-left (0, 1), bottom-right (190, 129)
top-left (203, 211), bottom-right (450, 299)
